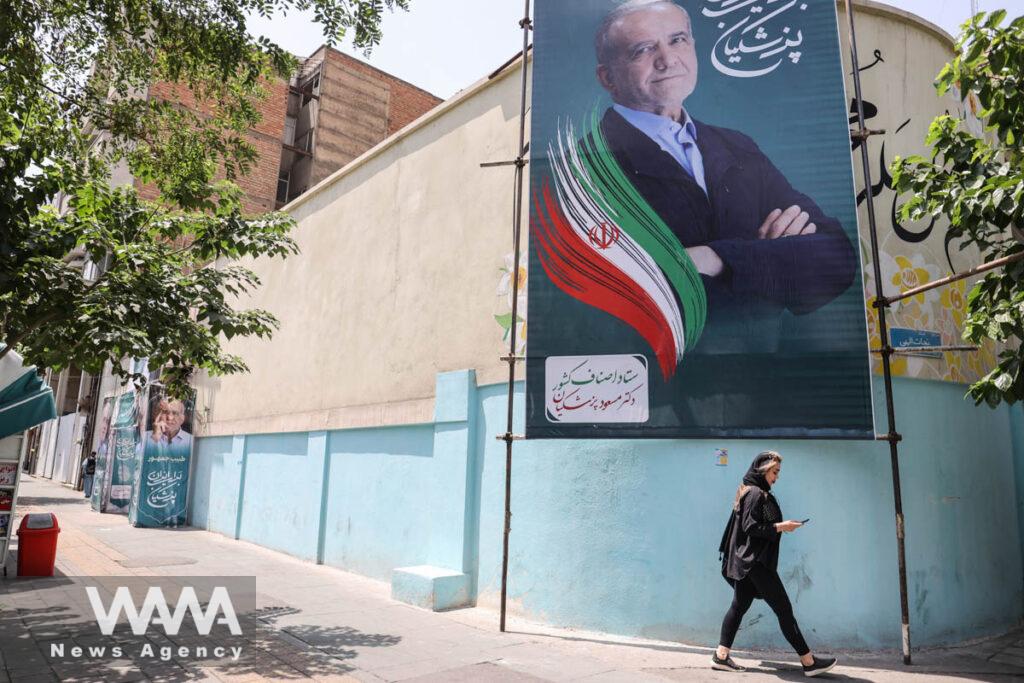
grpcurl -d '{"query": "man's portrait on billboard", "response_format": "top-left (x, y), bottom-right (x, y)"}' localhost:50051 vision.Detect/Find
top-left (593, 0), bottom-right (857, 342)
top-left (526, 0), bottom-right (873, 438)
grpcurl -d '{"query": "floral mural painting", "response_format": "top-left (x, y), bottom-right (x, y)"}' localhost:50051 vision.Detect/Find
top-left (853, 48), bottom-right (997, 386)
top-left (863, 251), bottom-right (997, 384)
top-left (496, 253), bottom-right (527, 355)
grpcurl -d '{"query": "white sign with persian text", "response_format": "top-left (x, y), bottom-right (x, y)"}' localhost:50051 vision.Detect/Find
top-left (545, 355), bottom-right (649, 423)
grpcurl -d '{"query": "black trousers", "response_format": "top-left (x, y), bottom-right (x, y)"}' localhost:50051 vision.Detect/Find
top-left (719, 563), bottom-right (810, 655)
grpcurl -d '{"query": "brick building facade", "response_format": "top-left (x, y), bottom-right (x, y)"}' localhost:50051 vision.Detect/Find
top-left (139, 48), bottom-right (441, 214)
top-left (277, 46), bottom-right (443, 206)
top-left (138, 79), bottom-right (291, 215)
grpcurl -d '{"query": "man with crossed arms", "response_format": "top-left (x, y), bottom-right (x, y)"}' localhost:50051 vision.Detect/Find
top-left (594, 0), bottom-right (857, 353)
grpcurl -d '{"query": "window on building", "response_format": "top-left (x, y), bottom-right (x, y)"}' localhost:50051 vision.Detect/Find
top-left (299, 69), bottom-right (321, 106)
top-left (276, 170), bottom-right (290, 206)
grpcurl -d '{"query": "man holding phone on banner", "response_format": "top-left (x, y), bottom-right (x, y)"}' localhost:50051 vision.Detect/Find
top-left (139, 398), bottom-right (192, 456)
top-left (593, 0), bottom-right (857, 349)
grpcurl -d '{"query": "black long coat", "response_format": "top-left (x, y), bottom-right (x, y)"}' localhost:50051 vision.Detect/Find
top-left (599, 108), bottom-right (858, 354)
top-left (720, 487), bottom-right (784, 586)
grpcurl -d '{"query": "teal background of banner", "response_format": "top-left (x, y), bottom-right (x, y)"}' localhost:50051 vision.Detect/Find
top-left (130, 446), bottom-right (191, 527)
top-left (90, 396), bottom-right (115, 512)
top-left (107, 392), bottom-right (139, 513)
top-left (526, 0), bottom-right (873, 438)
top-left (129, 392), bottom-right (194, 528)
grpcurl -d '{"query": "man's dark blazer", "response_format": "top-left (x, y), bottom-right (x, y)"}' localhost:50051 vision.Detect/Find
top-left (600, 108), bottom-right (858, 353)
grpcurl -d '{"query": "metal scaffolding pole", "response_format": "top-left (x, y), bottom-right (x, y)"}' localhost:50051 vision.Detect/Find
top-left (881, 252), bottom-right (1024, 307)
top-left (496, 0), bottom-right (533, 634)
top-left (844, 1), bottom-right (913, 665)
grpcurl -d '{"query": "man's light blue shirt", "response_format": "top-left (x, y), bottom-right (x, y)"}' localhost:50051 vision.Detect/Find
top-left (612, 103), bottom-right (707, 194)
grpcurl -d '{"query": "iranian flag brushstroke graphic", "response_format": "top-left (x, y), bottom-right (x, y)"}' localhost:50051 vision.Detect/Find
top-left (532, 108), bottom-right (707, 381)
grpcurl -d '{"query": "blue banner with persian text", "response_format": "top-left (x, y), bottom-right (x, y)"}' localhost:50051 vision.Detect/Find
top-left (105, 391), bottom-right (141, 513)
top-left (129, 386), bottom-right (194, 528)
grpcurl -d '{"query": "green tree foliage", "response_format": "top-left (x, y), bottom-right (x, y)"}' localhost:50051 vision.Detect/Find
top-left (892, 10), bottom-right (1024, 407)
top-left (0, 0), bottom-right (409, 396)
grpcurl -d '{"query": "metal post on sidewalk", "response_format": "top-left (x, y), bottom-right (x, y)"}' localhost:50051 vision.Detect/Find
top-left (844, 0), bottom-right (913, 665)
top-left (496, 0), bottom-right (533, 634)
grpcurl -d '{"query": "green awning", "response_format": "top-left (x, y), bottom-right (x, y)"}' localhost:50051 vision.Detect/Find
top-left (0, 349), bottom-right (57, 440)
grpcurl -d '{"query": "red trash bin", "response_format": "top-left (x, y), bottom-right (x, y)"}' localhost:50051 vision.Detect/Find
top-left (17, 513), bottom-right (60, 577)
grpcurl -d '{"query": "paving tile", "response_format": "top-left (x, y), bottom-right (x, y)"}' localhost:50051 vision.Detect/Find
top-left (369, 649), bottom-right (501, 682)
top-left (6, 673), bottom-right (58, 683)
top-left (991, 653), bottom-right (1024, 668)
top-left (574, 671), bottom-right (673, 683)
top-left (401, 661), bottom-right (551, 682)
top-left (4, 652), bottom-right (51, 675)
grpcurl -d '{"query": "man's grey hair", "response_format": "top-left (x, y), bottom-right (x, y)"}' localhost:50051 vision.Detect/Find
top-left (594, 0), bottom-right (691, 65)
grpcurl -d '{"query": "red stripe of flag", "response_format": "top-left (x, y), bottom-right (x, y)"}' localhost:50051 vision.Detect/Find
top-left (531, 181), bottom-right (677, 380)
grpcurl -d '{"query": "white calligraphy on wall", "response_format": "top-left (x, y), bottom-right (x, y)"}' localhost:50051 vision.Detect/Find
top-left (702, 0), bottom-right (808, 78)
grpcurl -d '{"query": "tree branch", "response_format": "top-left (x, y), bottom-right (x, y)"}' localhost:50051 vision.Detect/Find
top-left (0, 310), bottom-right (64, 362)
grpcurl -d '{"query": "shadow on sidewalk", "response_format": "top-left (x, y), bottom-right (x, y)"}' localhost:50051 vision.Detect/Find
top-left (0, 588), bottom-right (404, 681)
top-left (745, 659), bottom-right (872, 682)
top-left (17, 496), bottom-right (86, 508)
top-left (0, 570), bottom-right (77, 595)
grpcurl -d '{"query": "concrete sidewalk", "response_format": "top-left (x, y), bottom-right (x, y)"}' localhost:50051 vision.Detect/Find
top-left (3, 475), bottom-right (1024, 682)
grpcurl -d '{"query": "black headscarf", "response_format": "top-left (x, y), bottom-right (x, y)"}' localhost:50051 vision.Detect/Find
top-left (742, 451), bottom-right (777, 492)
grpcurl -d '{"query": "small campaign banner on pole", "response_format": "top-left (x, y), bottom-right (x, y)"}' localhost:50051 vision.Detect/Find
top-left (106, 391), bottom-right (141, 513)
top-left (129, 386), bottom-right (195, 528)
top-left (91, 395), bottom-right (116, 512)
top-left (526, 0), bottom-right (873, 439)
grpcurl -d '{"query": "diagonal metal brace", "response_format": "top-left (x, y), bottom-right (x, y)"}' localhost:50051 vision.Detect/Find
top-left (480, 158), bottom-right (529, 168)
top-left (851, 128), bottom-right (886, 141)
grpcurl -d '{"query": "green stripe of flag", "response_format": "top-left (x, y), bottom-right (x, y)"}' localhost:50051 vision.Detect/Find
top-left (573, 107), bottom-right (707, 350)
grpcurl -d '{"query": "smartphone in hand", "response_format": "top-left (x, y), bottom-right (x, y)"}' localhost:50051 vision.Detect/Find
top-left (800, 518), bottom-right (810, 524)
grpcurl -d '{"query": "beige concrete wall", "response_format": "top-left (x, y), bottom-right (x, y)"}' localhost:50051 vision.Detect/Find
top-left (195, 61), bottom-right (529, 437)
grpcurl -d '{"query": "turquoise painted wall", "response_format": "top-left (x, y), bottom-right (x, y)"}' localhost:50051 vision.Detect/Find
top-left (321, 425), bottom-right (436, 577)
top-left (190, 374), bottom-right (1024, 649)
top-left (1008, 405), bottom-right (1024, 603)
top-left (473, 378), bottom-right (1024, 648)
top-left (189, 435), bottom-right (242, 537)
top-left (238, 432), bottom-right (324, 561)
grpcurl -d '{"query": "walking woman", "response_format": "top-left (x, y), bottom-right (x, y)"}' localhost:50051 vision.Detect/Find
top-left (712, 451), bottom-right (837, 676)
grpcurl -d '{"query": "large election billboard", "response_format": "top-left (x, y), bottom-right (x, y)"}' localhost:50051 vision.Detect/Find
top-left (526, 0), bottom-right (873, 438)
